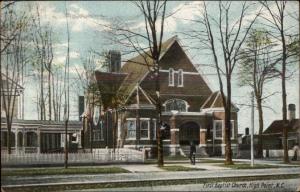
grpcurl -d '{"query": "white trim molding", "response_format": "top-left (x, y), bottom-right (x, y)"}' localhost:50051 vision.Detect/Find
top-left (167, 144), bottom-right (180, 147)
top-left (168, 68), bottom-right (174, 87)
top-left (162, 111), bottom-right (205, 116)
top-left (159, 69), bottom-right (199, 75)
top-left (123, 144), bottom-right (155, 148)
top-left (220, 143), bottom-right (238, 147)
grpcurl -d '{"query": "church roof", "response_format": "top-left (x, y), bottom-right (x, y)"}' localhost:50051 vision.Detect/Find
top-left (118, 36), bottom-right (178, 99)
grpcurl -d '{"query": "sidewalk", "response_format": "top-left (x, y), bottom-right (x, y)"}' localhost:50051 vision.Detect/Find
top-left (119, 162), bottom-right (231, 173)
top-left (198, 157), bottom-right (300, 166)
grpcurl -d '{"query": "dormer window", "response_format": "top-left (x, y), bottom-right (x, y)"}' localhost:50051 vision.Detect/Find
top-left (168, 68), bottom-right (174, 87)
top-left (178, 69), bottom-right (183, 87)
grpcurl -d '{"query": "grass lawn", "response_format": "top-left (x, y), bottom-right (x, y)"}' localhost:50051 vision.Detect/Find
top-left (1, 167), bottom-right (130, 176)
top-left (218, 163), bottom-right (283, 169)
top-left (164, 155), bottom-right (188, 161)
top-left (161, 165), bottom-right (205, 171)
top-left (198, 159), bottom-right (226, 163)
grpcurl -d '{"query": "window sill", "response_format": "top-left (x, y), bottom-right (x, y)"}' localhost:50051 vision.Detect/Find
top-left (126, 138), bottom-right (136, 140)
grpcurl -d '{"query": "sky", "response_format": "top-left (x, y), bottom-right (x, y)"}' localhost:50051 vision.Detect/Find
top-left (14, 1), bottom-right (299, 135)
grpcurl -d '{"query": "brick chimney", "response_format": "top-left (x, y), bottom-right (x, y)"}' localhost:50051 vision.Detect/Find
top-left (288, 104), bottom-right (296, 121)
top-left (245, 127), bottom-right (249, 136)
top-left (108, 50), bottom-right (121, 72)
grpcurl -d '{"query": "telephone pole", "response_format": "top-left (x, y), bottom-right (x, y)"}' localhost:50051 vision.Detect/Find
top-left (251, 91), bottom-right (254, 167)
top-left (298, 0), bottom-right (300, 120)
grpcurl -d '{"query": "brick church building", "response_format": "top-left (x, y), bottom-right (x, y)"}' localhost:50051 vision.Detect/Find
top-left (89, 36), bottom-right (239, 157)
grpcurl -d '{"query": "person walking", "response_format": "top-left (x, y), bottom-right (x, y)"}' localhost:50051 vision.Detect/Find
top-left (292, 143), bottom-right (299, 161)
top-left (189, 141), bottom-right (196, 165)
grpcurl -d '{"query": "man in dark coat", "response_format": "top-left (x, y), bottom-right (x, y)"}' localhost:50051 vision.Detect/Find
top-left (189, 141), bottom-right (196, 165)
top-left (292, 143), bottom-right (299, 161)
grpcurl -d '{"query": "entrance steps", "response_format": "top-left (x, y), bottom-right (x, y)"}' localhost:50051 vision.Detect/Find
top-left (179, 145), bottom-right (209, 157)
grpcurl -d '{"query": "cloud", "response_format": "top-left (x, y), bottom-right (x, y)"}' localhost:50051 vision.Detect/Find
top-left (53, 56), bottom-right (66, 65)
top-left (67, 3), bottom-right (111, 32)
top-left (33, 2), bottom-right (111, 33)
top-left (53, 42), bottom-right (68, 48)
top-left (170, 1), bottom-right (204, 23)
top-left (70, 51), bottom-right (80, 59)
top-left (34, 2), bottom-right (66, 26)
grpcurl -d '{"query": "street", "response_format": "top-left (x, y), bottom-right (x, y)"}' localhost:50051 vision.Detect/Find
top-left (2, 166), bottom-right (300, 188)
top-left (68, 179), bottom-right (300, 192)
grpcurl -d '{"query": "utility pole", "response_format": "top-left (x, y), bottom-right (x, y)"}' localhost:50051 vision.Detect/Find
top-left (64, 1), bottom-right (70, 169)
top-left (298, 0), bottom-right (300, 120)
top-left (251, 91), bottom-right (254, 167)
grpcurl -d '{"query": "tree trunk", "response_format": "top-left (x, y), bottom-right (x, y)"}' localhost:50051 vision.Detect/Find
top-left (282, 72), bottom-right (289, 163)
top-left (89, 118), bottom-right (93, 153)
top-left (52, 73), bottom-right (57, 121)
top-left (48, 68), bottom-right (51, 120)
top-left (155, 66), bottom-right (164, 167)
top-left (224, 77), bottom-right (233, 165)
top-left (40, 61), bottom-right (45, 120)
top-left (256, 98), bottom-right (264, 158)
top-left (7, 119), bottom-right (11, 154)
top-left (64, 119), bottom-right (68, 168)
top-left (280, 21), bottom-right (289, 163)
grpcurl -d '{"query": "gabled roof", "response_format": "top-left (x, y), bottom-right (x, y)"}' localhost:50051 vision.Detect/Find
top-left (126, 84), bottom-right (156, 106)
top-left (201, 91), bottom-right (239, 111)
top-left (118, 36), bottom-right (178, 98)
top-left (263, 119), bottom-right (300, 134)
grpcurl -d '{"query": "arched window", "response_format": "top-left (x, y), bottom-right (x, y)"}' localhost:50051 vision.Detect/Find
top-left (178, 69), bottom-right (183, 87)
top-left (168, 68), bottom-right (174, 86)
top-left (164, 99), bottom-right (189, 112)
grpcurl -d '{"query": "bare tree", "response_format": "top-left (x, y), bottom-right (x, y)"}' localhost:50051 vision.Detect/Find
top-left (107, 0), bottom-right (167, 166)
top-left (44, 27), bottom-right (54, 120)
top-left (31, 5), bottom-right (54, 121)
top-left (52, 64), bottom-right (64, 121)
top-left (0, 2), bottom-right (31, 154)
top-left (74, 50), bottom-right (102, 152)
top-left (260, 0), bottom-right (299, 163)
top-left (0, 1), bottom-right (22, 54)
top-left (181, 1), bottom-right (260, 164)
top-left (238, 29), bottom-right (279, 158)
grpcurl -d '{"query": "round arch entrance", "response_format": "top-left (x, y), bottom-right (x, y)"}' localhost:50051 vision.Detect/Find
top-left (179, 122), bottom-right (199, 145)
